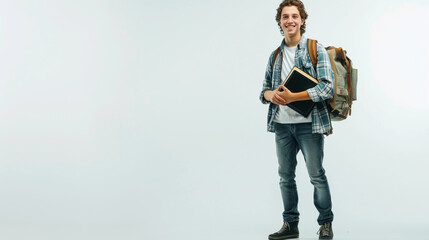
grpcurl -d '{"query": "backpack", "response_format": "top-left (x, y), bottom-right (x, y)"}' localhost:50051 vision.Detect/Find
top-left (307, 39), bottom-right (357, 121)
top-left (271, 39), bottom-right (358, 121)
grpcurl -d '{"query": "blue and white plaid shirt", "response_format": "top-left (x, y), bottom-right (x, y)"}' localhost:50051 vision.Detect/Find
top-left (260, 35), bottom-right (334, 134)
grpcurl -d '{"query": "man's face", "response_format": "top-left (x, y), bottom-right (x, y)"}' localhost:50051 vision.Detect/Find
top-left (279, 6), bottom-right (305, 37)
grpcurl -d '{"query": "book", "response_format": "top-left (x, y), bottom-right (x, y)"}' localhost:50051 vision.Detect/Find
top-left (281, 66), bottom-right (319, 117)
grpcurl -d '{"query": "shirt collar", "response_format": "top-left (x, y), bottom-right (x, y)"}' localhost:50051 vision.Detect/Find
top-left (280, 34), bottom-right (307, 50)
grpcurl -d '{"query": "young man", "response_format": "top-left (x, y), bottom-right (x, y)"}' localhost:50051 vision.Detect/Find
top-left (260, 1), bottom-right (335, 239)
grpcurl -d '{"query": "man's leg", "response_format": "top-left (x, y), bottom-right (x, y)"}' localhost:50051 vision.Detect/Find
top-left (274, 123), bottom-right (300, 222)
top-left (295, 123), bottom-right (334, 225)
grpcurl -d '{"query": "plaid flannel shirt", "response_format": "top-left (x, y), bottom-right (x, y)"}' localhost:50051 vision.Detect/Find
top-left (259, 35), bottom-right (334, 134)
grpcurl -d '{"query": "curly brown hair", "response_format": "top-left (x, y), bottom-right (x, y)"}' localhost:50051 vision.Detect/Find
top-left (275, 0), bottom-right (308, 35)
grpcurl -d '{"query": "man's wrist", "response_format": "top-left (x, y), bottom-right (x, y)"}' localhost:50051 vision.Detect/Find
top-left (290, 92), bottom-right (297, 102)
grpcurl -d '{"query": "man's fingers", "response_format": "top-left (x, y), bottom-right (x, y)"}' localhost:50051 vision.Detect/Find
top-left (275, 93), bottom-right (286, 101)
top-left (273, 94), bottom-right (287, 105)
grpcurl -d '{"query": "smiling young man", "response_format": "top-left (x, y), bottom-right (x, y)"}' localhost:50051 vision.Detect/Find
top-left (260, 0), bottom-right (335, 239)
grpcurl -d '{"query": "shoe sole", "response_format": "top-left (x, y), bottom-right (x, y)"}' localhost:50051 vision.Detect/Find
top-left (268, 234), bottom-right (299, 240)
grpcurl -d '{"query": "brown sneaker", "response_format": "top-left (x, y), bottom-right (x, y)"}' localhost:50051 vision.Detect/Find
top-left (268, 221), bottom-right (299, 240)
top-left (318, 222), bottom-right (333, 240)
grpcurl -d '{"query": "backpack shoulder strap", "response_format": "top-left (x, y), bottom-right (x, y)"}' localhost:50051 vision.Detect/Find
top-left (307, 38), bottom-right (318, 71)
top-left (271, 47), bottom-right (281, 73)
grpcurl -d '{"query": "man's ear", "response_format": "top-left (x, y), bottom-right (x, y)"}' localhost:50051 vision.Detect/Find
top-left (301, 19), bottom-right (305, 25)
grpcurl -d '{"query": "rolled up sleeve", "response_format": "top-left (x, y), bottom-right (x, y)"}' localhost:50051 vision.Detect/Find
top-left (260, 52), bottom-right (275, 104)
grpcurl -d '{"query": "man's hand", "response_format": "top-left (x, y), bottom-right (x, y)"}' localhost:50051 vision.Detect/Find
top-left (264, 85), bottom-right (310, 105)
top-left (264, 86), bottom-right (288, 105)
top-left (277, 85), bottom-right (295, 104)
top-left (264, 85), bottom-right (311, 105)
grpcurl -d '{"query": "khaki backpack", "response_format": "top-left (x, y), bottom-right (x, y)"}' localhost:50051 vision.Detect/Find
top-left (307, 39), bottom-right (358, 121)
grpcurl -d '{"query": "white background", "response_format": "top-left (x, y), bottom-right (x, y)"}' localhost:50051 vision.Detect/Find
top-left (0, 0), bottom-right (428, 239)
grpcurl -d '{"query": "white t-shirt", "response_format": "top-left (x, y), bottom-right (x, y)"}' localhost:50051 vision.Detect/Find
top-left (273, 45), bottom-right (312, 124)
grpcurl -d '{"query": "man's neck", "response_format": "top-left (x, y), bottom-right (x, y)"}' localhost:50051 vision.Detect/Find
top-left (284, 34), bottom-right (301, 47)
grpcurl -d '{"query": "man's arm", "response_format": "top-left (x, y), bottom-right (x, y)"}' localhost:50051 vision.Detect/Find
top-left (306, 43), bottom-right (334, 102)
top-left (260, 51), bottom-right (277, 104)
top-left (275, 85), bottom-right (310, 105)
top-left (260, 50), bottom-right (298, 106)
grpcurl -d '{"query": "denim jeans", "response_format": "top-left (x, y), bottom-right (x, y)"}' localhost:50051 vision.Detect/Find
top-left (274, 122), bottom-right (333, 225)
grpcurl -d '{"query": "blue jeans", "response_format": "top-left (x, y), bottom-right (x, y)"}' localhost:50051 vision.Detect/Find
top-left (274, 122), bottom-right (333, 225)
